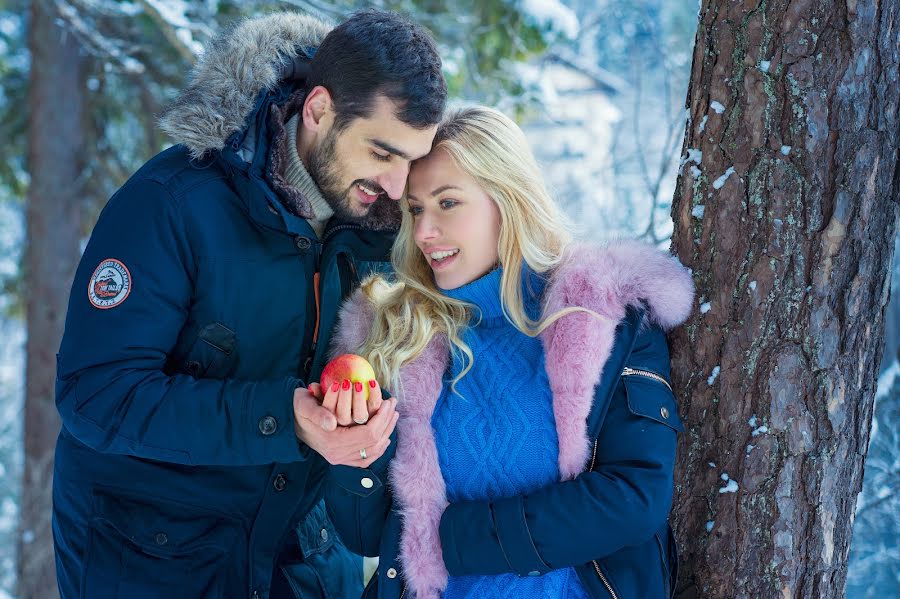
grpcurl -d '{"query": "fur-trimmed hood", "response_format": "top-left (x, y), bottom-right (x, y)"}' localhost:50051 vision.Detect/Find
top-left (159, 12), bottom-right (332, 159)
top-left (330, 240), bottom-right (694, 598)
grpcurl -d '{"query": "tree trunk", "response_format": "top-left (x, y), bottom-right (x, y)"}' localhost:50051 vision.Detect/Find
top-left (669, 0), bottom-right (899, 596)
top-left (18, 2), bottom-right (87, 597)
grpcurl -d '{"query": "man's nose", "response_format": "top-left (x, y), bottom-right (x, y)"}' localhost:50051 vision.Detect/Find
top-left (376, 162), bottom-right (410, 200)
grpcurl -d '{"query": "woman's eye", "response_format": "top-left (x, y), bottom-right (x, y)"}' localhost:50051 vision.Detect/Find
top-left (407, 206), bottom-right (423, 216)
top-left (439, 199), bottom-right (458, 210)
top-left (371, 151), bottom-right (391, 162)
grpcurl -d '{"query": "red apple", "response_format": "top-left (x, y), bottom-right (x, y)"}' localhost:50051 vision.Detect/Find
top-left (320, 354), bottom-right (377, 401)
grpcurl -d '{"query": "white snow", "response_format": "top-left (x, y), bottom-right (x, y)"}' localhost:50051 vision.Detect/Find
top-left (746, 444), bottom-right (755, 454)
top-left (521, 0), bottom-right (580, 39)
top-left (708, 462), bottom-right (716, 468)
top-left (875, 359), bottom-right (899, 400)
top-left (710, 100), bottom-right (725, 114)
top-left (748, 415), bottom-right (758, 427)
top-left (759, 60), bottom-right (771, 72)
top-left (719, 479), bottom-right (740, 493)
top-left (749, 280), bottom-right (757, 291)
top-left (707, 366), bottom-right (720, 385)
top-left (721, 472), bottom-right (730, 481)
top-left (700, 301), bottom-right (711, 314)
top-left (712, 166), bottom-right (736, 190)
top-left (780, 145), bottom-right (792, 155)
top-left (692, 205), bottom-right (705, 218)
top-left (686, 148), bottom-right (703, 164)
top-left (698, 115), bottom-right (708, 132)
top-left (690, 165), bottom-right (702, 179)
top-left (706, 520), bottom-right (715, 532)
top-left (752, 425), bottom-right (769, 437)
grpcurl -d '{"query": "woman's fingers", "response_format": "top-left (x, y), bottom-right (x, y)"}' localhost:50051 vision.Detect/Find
top-left (321, 380), bottom-right (340, 413)
top-left (352, 381), bottom-right (370, 425)
top-left (335, 379), bottom-right (353, 426)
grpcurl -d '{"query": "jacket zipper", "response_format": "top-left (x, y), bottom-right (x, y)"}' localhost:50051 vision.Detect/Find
top-left (588, 438), bottom-right (617, 597)
top-left (322, 223), bottom-right (363, 244)
top-left (620, 367), bottom-right (673, 392)
top-left (399, 584), bottom-right (406, 599)
top-left (592, 561), bottom-right (619, 599)
top-left (588, 367), bottom-right (672, 598)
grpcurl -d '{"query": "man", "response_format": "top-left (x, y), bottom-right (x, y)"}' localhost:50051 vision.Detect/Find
top-left (51, 9), bottom-right (446, 599)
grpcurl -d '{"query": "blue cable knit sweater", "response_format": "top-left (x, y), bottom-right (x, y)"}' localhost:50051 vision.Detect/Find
top-left (433, 267), bottom-right (589, 599)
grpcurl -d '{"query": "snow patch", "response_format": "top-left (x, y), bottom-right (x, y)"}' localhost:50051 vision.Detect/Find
top-left (692, 205), bottom-right (705, 218)
top-left (749, 281), bottom-right (757, 291)
top-left (712, 166), bottom-right (736, 190)
top-left (521, 0), bottom-right (580, 39)
top-left (707, 365), bottom-right (720, 385)
top-left (700, 301), bottom-right (711, 314)
top-left (698, 115), bottom-right (708, 133)
top-left (780, 145), bottom-right (792, 155)
top-left (710, 100), bottom-right (725, 114)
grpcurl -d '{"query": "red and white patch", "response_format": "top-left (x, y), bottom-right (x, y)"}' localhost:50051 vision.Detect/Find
top-left (88, 259), bottom-right (131, 309)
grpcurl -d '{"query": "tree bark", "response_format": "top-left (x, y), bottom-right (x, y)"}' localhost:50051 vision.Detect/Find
top-left (18, 2), bottom-right (87, 597)
top-left (669, 0), bottom-right (899, 597)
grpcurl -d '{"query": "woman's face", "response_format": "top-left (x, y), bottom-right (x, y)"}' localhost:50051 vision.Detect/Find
top-left (406, 147), bottom-right (501, 290)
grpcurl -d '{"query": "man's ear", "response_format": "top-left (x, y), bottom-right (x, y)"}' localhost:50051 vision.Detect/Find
top-left (302, 85), bottom-right (334, 132)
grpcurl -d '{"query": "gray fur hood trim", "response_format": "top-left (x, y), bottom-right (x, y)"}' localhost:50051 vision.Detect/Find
top-left (158, 12), bottom-right (332, 159)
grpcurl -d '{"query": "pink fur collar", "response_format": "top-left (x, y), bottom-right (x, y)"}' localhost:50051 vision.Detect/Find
top-left (329, 240), bottom-right (694, 598)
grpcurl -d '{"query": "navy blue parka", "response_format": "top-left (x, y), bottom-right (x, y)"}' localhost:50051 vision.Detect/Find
top-left (52, 13), bottom-right (398, 599)
top-left (323, 242), bottom-right (695, 599)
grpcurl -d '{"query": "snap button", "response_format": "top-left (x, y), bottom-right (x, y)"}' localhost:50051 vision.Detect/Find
top-left (258, 415), bottom-right (277, 435)
top-left (386, 567), bottom-right (398, 579)
top-left (660, 406), bottom-right (670, 419)
top-left (154, 532), bottom-right (168, 546)
top-left (320, 528), bottom-right (329, 543)
top-left (273, 473), bottom-right (286, 491)
top-left (295, 236), bottom-right (311, 251)
top-left (527, 570), bottom-right (540, 576)
top-left (360, 477), bottom-right (374, 489)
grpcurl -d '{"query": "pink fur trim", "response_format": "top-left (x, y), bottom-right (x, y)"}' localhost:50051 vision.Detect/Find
top-left (540, 241), bottom-right (694, 479)
top-left (330, 241), bottom-right (694, 596)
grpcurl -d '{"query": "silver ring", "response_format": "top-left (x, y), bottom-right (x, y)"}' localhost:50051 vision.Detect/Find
top-left (353, 416), bottom-right (369, 425)
top-left (359, 447), bottom-right (368, 460)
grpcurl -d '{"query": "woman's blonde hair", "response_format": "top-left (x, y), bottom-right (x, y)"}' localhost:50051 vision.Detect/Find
top-left (356, 106), bottom-right (592, 391)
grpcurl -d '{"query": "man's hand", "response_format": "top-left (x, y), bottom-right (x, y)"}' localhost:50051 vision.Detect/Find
top-left (293, 386), bottom-right (398, 468)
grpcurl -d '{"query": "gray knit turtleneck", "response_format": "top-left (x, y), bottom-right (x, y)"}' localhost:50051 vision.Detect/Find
top-left (285, 113), bottom-right (334, 237)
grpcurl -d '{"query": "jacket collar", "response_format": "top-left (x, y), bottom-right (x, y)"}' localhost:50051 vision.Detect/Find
top-left (329, 240), bottom-right (694, 598)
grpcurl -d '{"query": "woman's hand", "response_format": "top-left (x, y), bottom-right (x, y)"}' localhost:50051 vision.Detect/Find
top-left (310, 377), bottom-right (384, 427)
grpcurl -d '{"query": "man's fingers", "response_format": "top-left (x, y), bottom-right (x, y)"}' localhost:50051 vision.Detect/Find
top-left (294, 393), bottom-right (337, 431)
top-left (367, 398), bottom-right (397, 439)
top-left (307, 382), bottom-right (323, 402)
top-left (367, 379), bottom-right (383, 413)
top-left (335, 379), bottom-right (353, 427)
top-left (352, 381), bottom-right (369, 425)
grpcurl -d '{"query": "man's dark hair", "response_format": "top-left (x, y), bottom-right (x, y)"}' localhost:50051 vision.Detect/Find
top-left (307, 9), bottom-right (447, 131)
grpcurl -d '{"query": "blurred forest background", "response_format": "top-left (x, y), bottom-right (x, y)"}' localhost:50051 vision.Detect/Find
top-left (0, 1), bottom-right (896, 597)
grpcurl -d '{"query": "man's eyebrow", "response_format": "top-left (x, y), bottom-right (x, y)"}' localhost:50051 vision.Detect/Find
top-left (407, 185), bottom-right (462, 202)
top-left (369, 139), bottom-right (412, 161)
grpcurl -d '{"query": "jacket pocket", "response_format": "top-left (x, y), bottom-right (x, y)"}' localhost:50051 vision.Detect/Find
top-left (279, 500), bottom-right (364, 599)
top-left (80, 489), bottom-right (243, 599)
top-left (621, 370), bottom-right (684, 432)
top-left (182, 322), bottom-right (237, 379)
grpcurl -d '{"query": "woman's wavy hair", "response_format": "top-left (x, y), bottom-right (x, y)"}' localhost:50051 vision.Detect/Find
top-left (355, 106), bottom-right (593, 392)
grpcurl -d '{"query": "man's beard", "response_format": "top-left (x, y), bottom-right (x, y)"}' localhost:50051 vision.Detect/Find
top-left (306, 128), bottom-right (370, 223)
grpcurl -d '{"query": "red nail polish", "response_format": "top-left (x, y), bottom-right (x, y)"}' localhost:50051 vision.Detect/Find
top-left (368, 379), bottom-right (377, 388)
top-left (331, 382), bottom-right (340, 392)
top-left (354, 381), bottom-right (363, 393)
top-left (342, 379), bottom-right (351, 390)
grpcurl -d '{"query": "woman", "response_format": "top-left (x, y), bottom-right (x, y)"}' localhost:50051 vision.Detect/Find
top-left (322, 106), bottom-right (694, 598)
